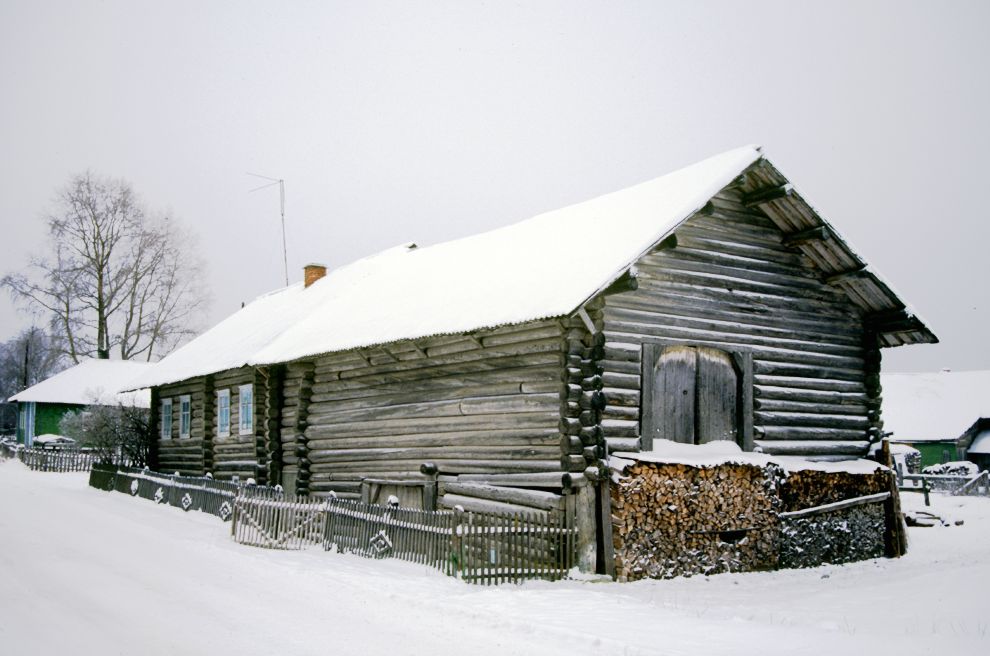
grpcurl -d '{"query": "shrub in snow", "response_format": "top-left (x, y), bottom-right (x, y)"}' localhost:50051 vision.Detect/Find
top-left (922, 461), bottom-right (978, 477)
top-left (59, 402), bottom-right (152, 467)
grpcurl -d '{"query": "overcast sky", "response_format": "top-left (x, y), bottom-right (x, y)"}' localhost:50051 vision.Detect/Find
top-left (1, 0), bottom-right (987, 373)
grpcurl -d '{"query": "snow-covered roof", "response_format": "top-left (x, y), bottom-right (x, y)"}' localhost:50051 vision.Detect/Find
top-left (966, 429), bottom-right (990, 455)
top-left (881, 370), bottom-right (990, 443)
top-left (135, 145), bottom-right (935, 388)
top-left (8, 359), bottom-right (151, 408)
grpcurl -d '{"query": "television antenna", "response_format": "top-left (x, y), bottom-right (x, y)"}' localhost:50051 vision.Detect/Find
top-left (247, 172), bottom-right (289, 286)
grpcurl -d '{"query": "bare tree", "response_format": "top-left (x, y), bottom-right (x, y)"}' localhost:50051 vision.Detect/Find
top-left (2, 173), bottom-right (208, 362)
top-left (60, 402), bottom-right (151, 466)
top-left (0, 327), bottom-right (65, 400)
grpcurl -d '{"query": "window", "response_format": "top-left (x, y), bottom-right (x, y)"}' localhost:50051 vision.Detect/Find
top-left (238, 384), bottom-right (253, 435)
top-left (217, 389), bottom-right (230, 437)
top-left (179, 395), bottom-right (191, 438)
top-left (160, 399), bottom-right (173, 439)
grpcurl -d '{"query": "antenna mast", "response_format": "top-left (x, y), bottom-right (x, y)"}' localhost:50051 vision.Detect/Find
top-left (248, 173), bottom-right (289, 286)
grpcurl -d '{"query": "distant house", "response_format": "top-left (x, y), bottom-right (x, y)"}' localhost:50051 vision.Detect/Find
top-left (8, 359), bottom-right (152, 447)
top-left (881, 370), bottom-right (990, 470)
top-left (130, 145), bottom-right (935, 573)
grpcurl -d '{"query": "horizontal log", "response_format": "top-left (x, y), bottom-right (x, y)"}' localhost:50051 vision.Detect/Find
top-left (305, 411), bottom-right (559, 439)
top-left (601, 372), bottom-right (640, 389)
top-left (308, 445), bottom-right (558, 464)
top-left (314, 360), bottom-right (562, 397)
top-left (438, 493), bottom-right (550, 518)
top-left (754, 411), bottom-right (869, 430)
top-left (305, 429), bottom-right (560, 452)
top-left (606, 437), bottom-right (641, 453)
top-left (604, 342), bottom-right (640, 362)
top-left (601, 419), bottom-right (639, 437)
top-left (754, 399), bottom-right (867, 416)
top-left (601, 405), bottom-right (638, 421)
top-left (781, 492), bottom-right (890, 520)
top-left (451, 472), bottom-right (572, 488)
top-left (756, 426), bottom-right (867, 441)
top-left (754, 440), bottom-right (870, 456)
top-left (308, 459), bottom-right (562, 475)
top-left (601, 387), bottom-right (639, 407)
top-left (440, 482), bottom-right (562, 511)
top-left (311, 380), bottom-right (541, 411)
top-left (755, 376), bottom-right (864, 394)
top-left (307, 392), bottom-right (558, 425)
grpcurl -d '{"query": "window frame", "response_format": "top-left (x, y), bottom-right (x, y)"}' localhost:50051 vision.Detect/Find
top-left (217, 389), bottom-right (231, 438)
top-left (238, 384), bottom-right (254, 435)
top-left (179, 395), bottom-right (192, 439)
top-left (160, 398), bottom-right (173, 440)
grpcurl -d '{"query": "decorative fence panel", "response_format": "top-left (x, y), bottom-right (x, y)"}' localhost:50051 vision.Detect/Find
top-left (89, 465), bottom-right (577, 584)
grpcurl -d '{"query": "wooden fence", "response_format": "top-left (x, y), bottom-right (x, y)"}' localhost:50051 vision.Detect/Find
top-left (19, 447), bottom-right (99, 472)
top-left (231, 492), bottom-right (575, 584)
top-left (89, 465), bottom-right (576, 584)
top-left (900, 470), bottom-right (990, 503)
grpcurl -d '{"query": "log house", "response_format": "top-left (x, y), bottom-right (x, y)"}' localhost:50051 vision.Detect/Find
top-left (132, 146), bottom-right (936, 574)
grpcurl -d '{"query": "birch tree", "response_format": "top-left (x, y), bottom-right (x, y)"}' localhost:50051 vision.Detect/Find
top-left (2, 173), bottom-right (208, 362)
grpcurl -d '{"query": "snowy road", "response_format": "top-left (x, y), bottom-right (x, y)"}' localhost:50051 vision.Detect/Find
top-left (1, 459), bottom-right (987, 655)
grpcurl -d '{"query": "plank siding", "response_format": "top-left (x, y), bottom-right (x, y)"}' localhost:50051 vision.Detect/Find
top-left (601, 190), bottom-right (871, 458)
top-left (302, 320), bottom-right (567, 499)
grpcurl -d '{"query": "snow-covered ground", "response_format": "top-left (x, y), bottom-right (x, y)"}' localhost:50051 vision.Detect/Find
top-left (1, 460), bottom-right (987, 656)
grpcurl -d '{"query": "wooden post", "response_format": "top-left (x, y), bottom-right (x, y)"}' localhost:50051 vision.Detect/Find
top-left (575, 483), bottom-right (597, 572)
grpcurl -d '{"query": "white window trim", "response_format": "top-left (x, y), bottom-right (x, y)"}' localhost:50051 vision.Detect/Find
top-left (217, 389), bottom-right (231, 438)
top-left (238, 384), bottom-right (254, 435)
top-left (161, 399), bottom-right (173, 440)
top-left (179, 395), bottom-right (191, 439)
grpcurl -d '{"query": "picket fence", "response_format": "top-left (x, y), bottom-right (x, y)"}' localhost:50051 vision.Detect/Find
top-left (89, 466), bottom-right (577, 584)
top-left (19, 447), bottom-right (99, 472)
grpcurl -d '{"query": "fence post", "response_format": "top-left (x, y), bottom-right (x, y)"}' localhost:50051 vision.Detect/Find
top-left (451, 506), bottom-right (464, 579)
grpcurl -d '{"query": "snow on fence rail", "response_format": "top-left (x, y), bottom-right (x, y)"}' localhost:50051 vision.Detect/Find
top-left (89, 465), bottom-right (576, 584)
top-left (900, 471), bottom-right (990, 498)
top-left (19, 447), bottom-right (100, 472)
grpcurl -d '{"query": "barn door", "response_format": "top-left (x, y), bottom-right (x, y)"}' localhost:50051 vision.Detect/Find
top-left (642, 345), bottom-right (745, 449)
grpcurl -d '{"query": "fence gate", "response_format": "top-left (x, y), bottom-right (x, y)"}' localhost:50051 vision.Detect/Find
top-left (231, 494), bottom-right (326, 550)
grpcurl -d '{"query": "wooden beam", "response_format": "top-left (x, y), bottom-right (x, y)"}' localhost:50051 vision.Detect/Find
top-left (602, 270), bottom-right (639, 296)
top-left (741, 184), bottom-right (793, 207)
top-left (782, 225), bottom-right (831, 248)
top-left (825, 266), bottom-right (868, 285)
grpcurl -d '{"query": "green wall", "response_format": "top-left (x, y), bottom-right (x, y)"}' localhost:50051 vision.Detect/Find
top-left (16, 402), bottom-right (83, 445)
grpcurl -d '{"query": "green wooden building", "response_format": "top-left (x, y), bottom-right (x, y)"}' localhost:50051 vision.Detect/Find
top-left (8, 359), bottom-right (151, 447)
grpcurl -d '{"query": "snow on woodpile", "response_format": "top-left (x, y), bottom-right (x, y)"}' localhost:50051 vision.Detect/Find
top-left (610, 441), bottom-right (893, 581)
top-left (8, 359), bottom-right (151, 408)
top-left (881, 370), bottom-right (990, 442)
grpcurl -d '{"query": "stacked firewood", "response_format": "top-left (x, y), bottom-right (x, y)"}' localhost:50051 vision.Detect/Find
top-left (610, 460), bottom-right (783, 581)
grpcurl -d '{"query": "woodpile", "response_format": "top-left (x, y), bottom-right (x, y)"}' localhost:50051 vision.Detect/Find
top-left (610, 461), bottom-right (783, 581)
top-left (611, 457), bottom-right (898, 581)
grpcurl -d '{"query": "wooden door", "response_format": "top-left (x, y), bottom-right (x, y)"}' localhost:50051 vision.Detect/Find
top-left (642, 345), bottom-right (741, 449)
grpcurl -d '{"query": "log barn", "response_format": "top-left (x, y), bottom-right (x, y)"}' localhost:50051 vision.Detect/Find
top-left (134, 145), bottom-right (935, 574)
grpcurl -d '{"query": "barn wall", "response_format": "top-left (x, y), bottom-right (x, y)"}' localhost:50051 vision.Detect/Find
top-left (596, 189), bottom-right (874, 458)
top-left (298, 320), bottom-right (567, 499)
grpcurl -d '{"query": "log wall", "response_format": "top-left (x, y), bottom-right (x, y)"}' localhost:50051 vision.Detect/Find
top-left (156, 378), bottom-right (207, 476)
top-left (597, 189), bottom-right (875, 458)
top-left (211, 367), bottom-right (260, 482)
top-left (300, 320), bottom-right (567, 500)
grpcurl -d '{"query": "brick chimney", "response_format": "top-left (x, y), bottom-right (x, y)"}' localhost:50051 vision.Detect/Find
top-left (304, 263), bottom-right (327, 288)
